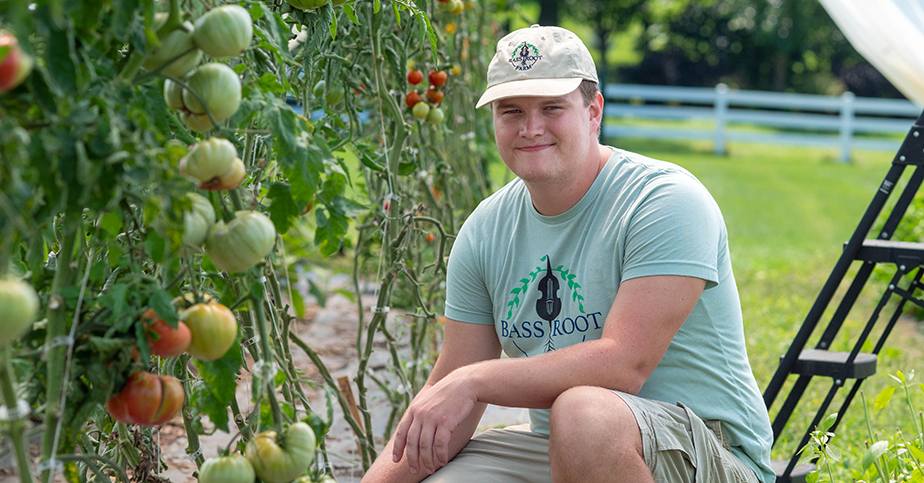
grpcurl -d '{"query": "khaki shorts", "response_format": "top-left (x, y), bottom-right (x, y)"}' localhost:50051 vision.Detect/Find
top-left (425, 391), bottom-right (759, 483)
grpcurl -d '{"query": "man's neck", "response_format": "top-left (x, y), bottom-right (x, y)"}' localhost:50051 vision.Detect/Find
top-left (526, 144), bottom-right (612, 216)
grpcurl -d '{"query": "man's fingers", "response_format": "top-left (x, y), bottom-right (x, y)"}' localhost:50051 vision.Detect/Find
top-left (404, 418), bottom-right (423, 474)
top-left (417, 421), bottom-right (437, 474)
top-left (392, 415), bottom-right (411, 463)
top-left (434, 425), bottom-right (454, 467)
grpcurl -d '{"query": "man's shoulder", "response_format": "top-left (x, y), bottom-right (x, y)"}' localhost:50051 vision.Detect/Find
top-left (608, 148), bottom-right (697, 181)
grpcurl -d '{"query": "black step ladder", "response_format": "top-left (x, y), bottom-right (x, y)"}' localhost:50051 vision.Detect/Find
top-left (763, 109), bottom-right (924, 483)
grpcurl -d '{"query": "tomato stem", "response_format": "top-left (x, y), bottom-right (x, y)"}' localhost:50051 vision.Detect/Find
top-left (39, 214), bottom-right (81, 483)
top-left (0, 346), bottom-right (34, 483)
top-left (175, 354), bottom-right (205, 469)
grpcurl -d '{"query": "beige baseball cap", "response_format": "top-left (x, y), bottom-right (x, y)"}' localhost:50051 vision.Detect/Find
top-left (476, 25), bottom-right (598, 109)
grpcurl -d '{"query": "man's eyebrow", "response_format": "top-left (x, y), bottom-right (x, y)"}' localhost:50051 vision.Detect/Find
top-left (495, 97), bottom-right (570, 109)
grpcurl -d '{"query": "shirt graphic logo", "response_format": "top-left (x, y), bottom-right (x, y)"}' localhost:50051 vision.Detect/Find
top-left (508, 42), bottom-right (542, 71)
top-left (504, 255), bottom-right (592, 355)
top-left (536, 257), bottom-right (562, 352)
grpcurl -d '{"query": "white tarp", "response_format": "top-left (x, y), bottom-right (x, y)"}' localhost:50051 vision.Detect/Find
top-left (818, 0), bottom-right (924, 106)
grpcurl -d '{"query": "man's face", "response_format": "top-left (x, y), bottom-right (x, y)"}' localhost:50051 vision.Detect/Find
top-left (492, 88), bottom-right (601, 186)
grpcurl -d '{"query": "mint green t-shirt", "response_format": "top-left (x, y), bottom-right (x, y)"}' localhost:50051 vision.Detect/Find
top-left (444, 148), bottom-right (774, 483)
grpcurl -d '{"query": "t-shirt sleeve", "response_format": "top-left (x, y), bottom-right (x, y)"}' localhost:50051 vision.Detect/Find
top-left (621, 173), bottom-right (723, 288)
top-left (443, 220), bottom-right (496, 325)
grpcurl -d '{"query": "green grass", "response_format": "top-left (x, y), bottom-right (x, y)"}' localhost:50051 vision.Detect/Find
top-left (610, 137), bottom-right (924, 479)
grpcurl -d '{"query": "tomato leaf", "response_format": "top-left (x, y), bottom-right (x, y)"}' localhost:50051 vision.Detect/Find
top-left (267, 183), bottom-right (299, 235)
top-left (191, 342), bottom-right (244, 433)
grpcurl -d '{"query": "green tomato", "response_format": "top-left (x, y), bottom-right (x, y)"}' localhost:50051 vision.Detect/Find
top-left (205, 211), bottom-right (276, 273)
top-left (181, 63), bottom-right (242, 129)
top-left (163, 79), bottom-right (185, 110)
top-left (142, 20), bottom-right (201, 78)
top-left (180, 302), bottom-right (238, 361)
top-left (325, 86), bottom-right (345, 106)
top-left (0, 278), bottom-right (39, 346)
top-left (179, 137), bottom-right (245, 191)
top-left (182, 192), bottom-right (216, 247)
top-left (412, 101), bottom-right (430, 120)
top-left (193, 5), bottom-right (253, 59)
top-left (426, 106), bottom-right (444, 124)
top-left (198, 454), bottom-right (255, 483)
top-left (287, 0), bottom-right (332, 10)
top-left (312, 80), bottom-right (326, 99)
top-left (246, 422), bottom-right (317, 483)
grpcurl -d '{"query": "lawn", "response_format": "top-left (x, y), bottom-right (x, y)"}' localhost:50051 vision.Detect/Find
top-left (609, 136), bottom-right (924, 479)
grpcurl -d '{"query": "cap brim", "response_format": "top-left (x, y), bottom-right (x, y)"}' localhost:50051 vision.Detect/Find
top-left (475, 77), bottom-right (584, 109)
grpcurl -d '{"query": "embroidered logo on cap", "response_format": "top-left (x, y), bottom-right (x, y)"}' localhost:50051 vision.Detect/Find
top-left (507, 42), bottom-right (542, 71)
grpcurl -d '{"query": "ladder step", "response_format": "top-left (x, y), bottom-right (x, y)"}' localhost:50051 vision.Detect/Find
top-left (855, 239), bottom-right (924, 266)
top-left (788, 349), bottom-right (877, 379)
top-left (771, 460), bottom-right (815, 483)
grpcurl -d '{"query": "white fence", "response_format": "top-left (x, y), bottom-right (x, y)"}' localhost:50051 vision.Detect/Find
top-left (602, 83), bottom-right (923, 162)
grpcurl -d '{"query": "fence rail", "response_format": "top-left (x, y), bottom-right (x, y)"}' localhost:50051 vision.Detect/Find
top-left (602, 83), bottom-right (923, 162)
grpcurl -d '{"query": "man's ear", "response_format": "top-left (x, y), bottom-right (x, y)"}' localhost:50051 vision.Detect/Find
top-left (589, 91), bottom-right (604, 131)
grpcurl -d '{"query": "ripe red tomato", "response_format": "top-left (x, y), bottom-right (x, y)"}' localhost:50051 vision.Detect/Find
top-left (405, 90), bottom-right (423, 108)
top-left (429, 70), bottom-right (447, 87)
top-left (181, 302), bottom-right (238, 361)
top-left (0, 34), bottom-right (33, 94)
top-left (426, 86), bottom-right (444, 104)
top-left (106, 372), bottom-right (185, 426)
top-left (425, 233), bottom-right (435, 243)
top-left (407, 69), bottom-right (423, 85)
top-left (142, 308), bottom-right (191, 358)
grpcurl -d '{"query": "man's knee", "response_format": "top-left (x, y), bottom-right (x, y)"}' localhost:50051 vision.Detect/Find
top-left (549, 386), bottom-right (639, 449)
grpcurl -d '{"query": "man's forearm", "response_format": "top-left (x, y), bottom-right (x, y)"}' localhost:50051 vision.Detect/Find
top-left (463, 337), bottom-right (645, 409)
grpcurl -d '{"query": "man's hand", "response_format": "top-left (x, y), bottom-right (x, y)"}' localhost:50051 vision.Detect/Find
top-left (392, 368), bottom-right (478, 475)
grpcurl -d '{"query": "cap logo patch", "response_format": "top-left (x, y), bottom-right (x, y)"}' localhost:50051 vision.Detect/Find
top-left (507, 42), bottom-right (542, 71)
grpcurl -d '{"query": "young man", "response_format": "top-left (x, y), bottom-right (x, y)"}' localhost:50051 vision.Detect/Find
top-left (362, 25), bottom-right (774, 483)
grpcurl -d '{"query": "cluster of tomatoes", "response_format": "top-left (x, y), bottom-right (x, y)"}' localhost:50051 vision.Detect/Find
top-left (106, 293), bottom-right (238, 426)
top-left (405, 68), bottom-right (448, 124)
top-left (155, 5), bottom-right (251, 131)
top-left (436, 0), bottom-right (465, 15)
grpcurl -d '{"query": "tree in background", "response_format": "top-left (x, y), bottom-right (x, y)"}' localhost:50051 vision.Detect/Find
top-left (532, 0), bottom-right (903, 98)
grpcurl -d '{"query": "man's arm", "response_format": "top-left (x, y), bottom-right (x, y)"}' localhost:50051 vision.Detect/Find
top-left (392, 274), bottom-right (706, 475)
top-left (362, 320), bottom-right (502, 482)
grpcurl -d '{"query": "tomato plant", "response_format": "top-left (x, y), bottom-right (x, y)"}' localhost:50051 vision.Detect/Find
top-left (0, 0), bottom-right (505, 480)
top-left (181, 302), bottom-right (238, 361)
top-left (288, 0), bottom-right (332, 10)
top-left (198, 454), bottom-right (256, 483)
top-left (0, 32), bottom-right (32, 94)
top-left (105, 372), bottom-right (185, 426)
top-left (246, 422), bottom-right (317, 483)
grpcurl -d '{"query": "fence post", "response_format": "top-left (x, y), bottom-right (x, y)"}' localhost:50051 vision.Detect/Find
top-left (714, 83), bottom-right (729, 156)
top-left (839, 91), bottom-right (856, 163)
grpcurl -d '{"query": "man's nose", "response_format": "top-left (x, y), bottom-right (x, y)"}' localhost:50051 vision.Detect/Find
top-left (519, 111), bottom-right (544, 137)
